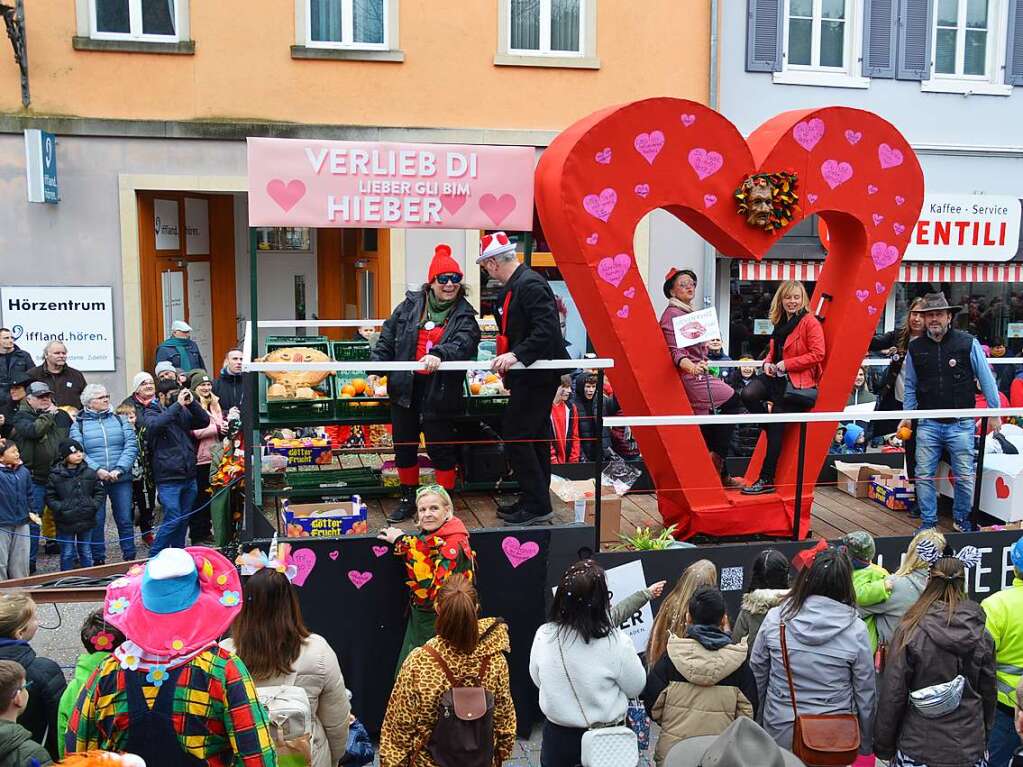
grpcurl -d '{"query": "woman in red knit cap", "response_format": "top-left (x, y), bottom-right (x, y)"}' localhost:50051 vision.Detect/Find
top-left (372, 244), bottom-right (481, 522)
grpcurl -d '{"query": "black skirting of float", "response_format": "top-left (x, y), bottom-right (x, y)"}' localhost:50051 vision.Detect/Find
top-left (244, 524), bottom-right (1021, 736)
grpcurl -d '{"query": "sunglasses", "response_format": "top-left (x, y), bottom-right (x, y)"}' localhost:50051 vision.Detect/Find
top-left (435, 273), bottom-right (462, 285)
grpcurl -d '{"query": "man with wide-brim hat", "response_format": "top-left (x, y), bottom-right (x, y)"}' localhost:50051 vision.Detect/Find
top-left (664, 718), bottom-right (805, 767)
top-left (66, 547), bottom-right (275, 766)
top-left (899, 291), bottom-right (1000, 533)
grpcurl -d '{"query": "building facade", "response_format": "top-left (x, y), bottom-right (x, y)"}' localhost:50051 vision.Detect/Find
top-left (0, 0), bottom-right (710, 397)
top-left (720, 0), bottom-right (1023, 360)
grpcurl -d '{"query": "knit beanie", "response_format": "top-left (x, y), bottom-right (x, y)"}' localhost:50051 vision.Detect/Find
top-left (154, 361), bottom-right (175, 377)
top-left (132, 372), bottom-right (154, 392)
top-left (60, 439), bottom-right (84, 460)
top-left (190, 372), bottom-right (213, 393)
top-left (427, 244), bottom-right (463, 283)
top-left (842, 531), bottom-right (876, 565)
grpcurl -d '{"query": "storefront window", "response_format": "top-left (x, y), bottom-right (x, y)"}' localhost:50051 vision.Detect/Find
top-left (255, 227), bottom-right (313, 252)
top-left (894, 280), bottom-right (1023, 352)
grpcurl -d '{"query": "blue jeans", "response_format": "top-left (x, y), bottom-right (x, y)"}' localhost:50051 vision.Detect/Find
top-left (989, 706), bottom-right (1021, 767)
top-left (151, 479), bottom-right (197, 556)
top-left (915, 418), bottom-right (976, 529)
top-left (59, 533), bottom-right (93, 571)
top-left (90, 480), bottom-right (136, 562)
top-left (29, 482), bottom-right (44, 567)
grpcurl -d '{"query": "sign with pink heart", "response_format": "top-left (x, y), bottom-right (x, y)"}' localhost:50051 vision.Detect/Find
top-left (247, 138), bottom-right (535, 230)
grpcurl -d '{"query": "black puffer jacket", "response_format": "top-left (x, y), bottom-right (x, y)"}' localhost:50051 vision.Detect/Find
top-left (372, 290), bottom-right (480, 414)
top-left (142, 398), bottom-right (210, 483)
top-left (10, 401), bottom-right (71, 484)
top-left (572, 375), bottom-right (613, 463)
top-left (874, 599), bottom-right (996, 766)
top-left (45, 462), bottom-right (104, 534)
top-left (0, 640), bottom-right (65, 761)
top-left (0, 347), bottom-right (34, 394)
top-left (213, 368), bottom-right (245, 413)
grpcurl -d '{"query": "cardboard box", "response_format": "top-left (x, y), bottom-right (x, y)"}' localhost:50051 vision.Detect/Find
top-left (834, 461), bottom-right (900, 498)
top-left (549, 476), bottom-right (622, 546)
top-left (281, 498), bottom-right (369, 538)
top-left (267, 438), bottom-right (333, 467)
top-left (869, 475), bottom-right (914, 511)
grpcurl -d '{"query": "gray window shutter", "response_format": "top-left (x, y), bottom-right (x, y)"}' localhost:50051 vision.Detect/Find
top-left (747, 0), bottom-right (783, 72)
top-left (1006, 0), bottom-right (1023, 84)
top-left (896, 0), bottom-right (933, 80)
top-left (862, 0), bottom-right (898, 77)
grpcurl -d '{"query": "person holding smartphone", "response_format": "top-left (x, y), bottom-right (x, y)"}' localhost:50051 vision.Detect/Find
top-left (143, 379), bottom-right (210, 555)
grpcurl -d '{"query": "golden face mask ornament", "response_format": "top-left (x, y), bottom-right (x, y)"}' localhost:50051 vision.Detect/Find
top-left (734, 172), bottom-right (799, 232)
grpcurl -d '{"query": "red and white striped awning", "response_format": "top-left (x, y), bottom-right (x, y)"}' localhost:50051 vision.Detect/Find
top-left (736, 260), bottom-right (1023, 283)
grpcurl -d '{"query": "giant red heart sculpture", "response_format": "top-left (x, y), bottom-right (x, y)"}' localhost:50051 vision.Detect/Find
top-left (536, 98), bottom-right (924, 539)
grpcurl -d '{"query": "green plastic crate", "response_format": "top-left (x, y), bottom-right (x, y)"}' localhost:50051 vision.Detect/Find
top-left (334, 371), bottom-right (391, 422)
top-left (259, 339), bottom-right (334, 421)
top-left (331, 340), bottom-right (372, 362)
top-left (464, 379), bottom-right (509, 415)
top-left (284, 467), bottom-right (381, 491)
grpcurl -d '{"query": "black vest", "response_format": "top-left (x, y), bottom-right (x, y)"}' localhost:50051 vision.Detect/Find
top-left (907, 329), bottom-right (976, 411)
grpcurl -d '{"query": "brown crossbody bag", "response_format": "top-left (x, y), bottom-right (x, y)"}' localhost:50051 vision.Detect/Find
top-left (779, 621), bottom-right (860, 765)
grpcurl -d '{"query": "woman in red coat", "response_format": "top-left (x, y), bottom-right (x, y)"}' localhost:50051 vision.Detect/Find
top-left (741, 281), bottom-right (825, 495)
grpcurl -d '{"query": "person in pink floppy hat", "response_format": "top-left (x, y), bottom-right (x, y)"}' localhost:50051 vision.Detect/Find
top-left (65, 547), bottom-right (276, 767)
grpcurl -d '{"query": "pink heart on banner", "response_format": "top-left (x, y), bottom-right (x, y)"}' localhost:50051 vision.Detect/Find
top-left (586, 232), bottom-right (599, 245)
top-left (895, 195), bottom-right (905, 205)
top-left (792, 118), bottom-right (825, 151)
top-left (479, 193), bottom-right (517, 226)
top-left (893, 222), bottom-right (906, 235)
top-left (290, 548), bottom-right (317, 587)
top-left (867, 184), bottom-right (879, 195)
top-left (687, 148), bottom-right (724, 180)
top-left (617, 305), bottom-right (630, 318)
top-left (868, 306), bottom-right (878, 315)
top-left (845, 129), bottom-right (862, 145)
top-left (703, 194), bottom-right (717, 208)
top-left (807, 193), bottom-right (818, 204)
top-left (372, 545), bottom-right (389, 557)
top-left (597, 254), bottom-right (632, 287)
top-left (878, 143), bottom-right (904, 169)
top-left (820, 159), bottom-right (853, 190)
top-left (623, 287), bottom-right (636, 298)
top-left (856, 289), bottom-right (870, 302)
top-left (634, 183), bottom-right (651, 198)
top-left (872, 213), bottom-right (884, 226)
top-left (870, 241), bottom-right (900, 271)
top-left (875, 281), bottom-right (885, 294)
top-left (680, 113), bottom-right (696, 127)
top-left (266, 179), bottom-right (306, 213)
top-left (583, 188), bottom-right (618, 222)
top-left (440, 194), bottom-right (467, 215)
top-left (347, 570), bottom-right (373, 589)
top-left (501, 536), bottom-right (540, 568)
top-left (328, 550), bottom-right (339, 560)
top-left (634, 130), bottom-right (666, 164)
top-left (595, 147), bottom-right (612, 164)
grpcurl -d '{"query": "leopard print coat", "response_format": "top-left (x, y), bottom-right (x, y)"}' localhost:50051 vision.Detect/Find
top-left (379, 617), bottom-right (516, 767)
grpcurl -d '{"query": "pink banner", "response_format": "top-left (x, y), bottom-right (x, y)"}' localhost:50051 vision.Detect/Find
top-left (247, 137), bottom-right (535, 230)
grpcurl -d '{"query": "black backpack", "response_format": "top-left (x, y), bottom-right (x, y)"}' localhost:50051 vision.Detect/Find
top-left (422, 644), bottom-right (496, 767)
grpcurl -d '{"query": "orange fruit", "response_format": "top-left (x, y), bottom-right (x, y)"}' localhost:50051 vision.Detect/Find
top-left (484, 373), bottom-right (499, 384)
top-left (341, 384), bottom-right (355, 396)
top-left (470, 382), bottom-right (482, 395)
top-left (352, 378), bottom-right (367, 395)
top-left (340, 392), bottom-right (353, 399)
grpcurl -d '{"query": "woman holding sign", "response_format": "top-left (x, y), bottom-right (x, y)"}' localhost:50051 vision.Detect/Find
top-left (659, 269), bottom-right (743, 488)
top-left (741, 281), bottom-right (825, 496)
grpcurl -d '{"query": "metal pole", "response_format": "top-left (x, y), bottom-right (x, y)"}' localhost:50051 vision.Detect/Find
top-left (244, 229), bottom-right (260, 541)
top-left (523, 232), bottom-right (534, 268)
top-left (972, 416), bottom-right (989, 528)
top-left (792, 422), bottom-right (808, 541)
top-left (593, 369), bottom-right (606, 552)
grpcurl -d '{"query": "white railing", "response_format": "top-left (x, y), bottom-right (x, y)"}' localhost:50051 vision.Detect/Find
top-left (605, 406), bottom-right (1022, 428)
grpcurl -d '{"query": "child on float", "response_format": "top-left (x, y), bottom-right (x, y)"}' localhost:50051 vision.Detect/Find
top-left (56, 609), bottom-right (126, 758)
top-left (377, 484), bottom-right (475, 672)
top-left (843, 531), bottom-right (891, 654)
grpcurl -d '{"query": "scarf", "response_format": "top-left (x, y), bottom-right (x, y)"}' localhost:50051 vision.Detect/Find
top-left (770, 309), bottom-right (806, 360)
top-left (163, 336), bottom-right (194, 371)
top-left (423, 292), bottom-right (456, 328)
top-left (133, 392), bottom-right (155, 407)
top-left (432, 516), bottom-right (473, 560)
top-left (668, 297), bottom-right (695, 313)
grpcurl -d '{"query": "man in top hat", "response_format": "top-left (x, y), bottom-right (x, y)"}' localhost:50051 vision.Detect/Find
top-left (477, 232), bottom-right (569, 526)
top-left (66, 546), bottom-right (276, 766)
top-left (155, 320), bottom-right (207, 374)
top-left (899, 291), bottom-right (1000, 532)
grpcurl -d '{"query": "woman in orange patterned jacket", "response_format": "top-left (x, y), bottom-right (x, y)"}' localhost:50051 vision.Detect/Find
top-left (379, 575), bottom-right (515, 767)
top-left (377, 485), bottom-right (476, 672)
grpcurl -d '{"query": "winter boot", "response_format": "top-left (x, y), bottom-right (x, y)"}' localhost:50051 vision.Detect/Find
top-left (387, 484), bottom-right (417, 523)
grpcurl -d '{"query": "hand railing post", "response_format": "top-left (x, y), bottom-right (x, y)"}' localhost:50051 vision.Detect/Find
top-left (792, 422), bottom-right (808, 541)
top-left (594, 369), bottom-right (606, 552)
top-left (972, 416), bottom-right (990, 529)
